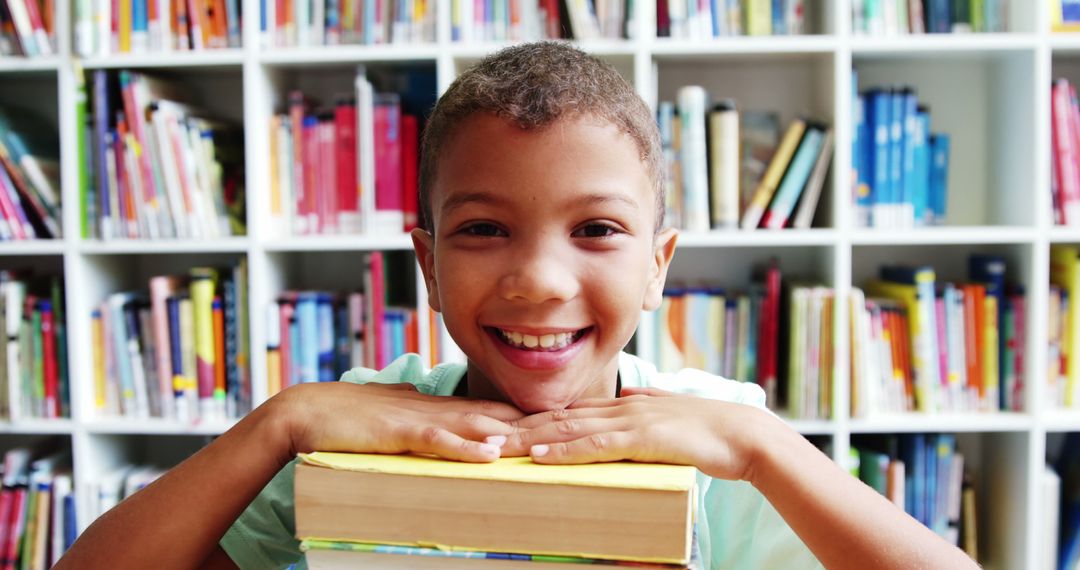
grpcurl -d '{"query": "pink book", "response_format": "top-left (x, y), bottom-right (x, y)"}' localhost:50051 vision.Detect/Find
top-left (335, 101), bottom-right (358, 231)
top-left (373, 94), bottom-right (403, 232)
top-left (1052, 81), bottom-right (1078, 224)
top-left (0, 169), bottom-right (28, 240)
top-left (934, 296), bottom-right (948, 402)
top-left (318, 117), bottom-right (337, 233)
top-left (1010, 293), bottom-right (1025, 411)
top-left (301, 117), bottom-right (319, 234)
top-left (149, 276), bottom-right (179, 418)
top-left (1061, 83), bottom-right (1080, 223)
top-left (120, 74), bottom-right (161, 225)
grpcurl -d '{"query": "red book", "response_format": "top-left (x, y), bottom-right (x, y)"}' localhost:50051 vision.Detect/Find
top-left (278, 299), bottom-right (294, 387)
top-left (1, 487), bottom-right (26, 570)
top-left (401, 114), bottom-right (418, 232)
top-left (317, 114), bottom-right (337, 233)
top-left (545, 0), bottom-right (559, 37)
top-left (40, 300), bottom-right (59, 418)
top-left (756, 262), bottom-right (780, 403)
top-left (301, 116), bottom-right (319, 234)
top-left (656, 0), bottom-right (670, 37)
top-left (365, 252), bottom-right (386, 369)
top-left (1052, 81), bottom-right (1080, 224)
top-left (335, 99), bottom-right (358, 231)
top-left (373, 94), bottom-right (403, 231)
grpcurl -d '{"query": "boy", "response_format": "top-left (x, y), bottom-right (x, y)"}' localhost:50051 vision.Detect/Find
top-left (57, 43), bottom-right (976, 569)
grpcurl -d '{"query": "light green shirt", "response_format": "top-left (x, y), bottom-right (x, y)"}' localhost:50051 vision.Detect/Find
top-left (220, 353), bottom-right (822, 569)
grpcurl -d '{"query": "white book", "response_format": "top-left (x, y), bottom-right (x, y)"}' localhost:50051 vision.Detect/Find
top-left (1041, 466), bottom-right (1061, 570)
top-left (3, 282), bottom-right (24, 422)
top-left (51, 473), bottom-right (72, 563)
top-left (677, 86), bottom-right (710, 233)
top-left (708, 100), bottom-right (739, 229)
top-left (264, 0), bottom-right (277, 47)
top-left (276, 118), bottom-right (296, 236)
top-left (150, 103), bottom-right (191, 239)
top-left (6, 0), bottom-right (38, 57)
top-left (355, 69), bottom-right (376, 234)
top-left (312, 0), bottom-right (325, 45)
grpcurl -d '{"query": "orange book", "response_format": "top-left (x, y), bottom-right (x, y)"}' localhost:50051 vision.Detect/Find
top-left (405, 311), bottom-right (418, 355)
top-left (211, 0), bottom-right (227, 46)
top-left (428, 308), bottom-right (438, 368)
top-left (961, 284), bottom-right (985, 401)
top-left (894, 309), bottom-right (914, 409)
top-left (668, 295), bottom-right (686, 356)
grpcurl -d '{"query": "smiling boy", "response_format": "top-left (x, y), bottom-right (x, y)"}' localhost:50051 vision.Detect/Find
top-left (57, 42), bottom-right (977, 569)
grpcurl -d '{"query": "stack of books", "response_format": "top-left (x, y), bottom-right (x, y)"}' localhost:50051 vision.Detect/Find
top-left (294, 452), bottom-right (700, 568)
top-left (1049, 245), bottom-right (1080, 410)
top-left (0, 271), bottom-right (69, 421)
top-left (90, 259), bottom-right (251, 422)
top-left (0, 0), bottom-right (55, 57)
top-left (658, 0), bottom-right (809, 39)
top-left (267, 69), bottom-right (424, 237)
top-left (72, 0), bottom-right (241, 56)
top-left (0, 447), bottom-right (74, 569)
top-left (83, 70), bottom-right (245, 241)
top-left (452, 0), bottom-right (618, 42)
top-left (850, 434), bottom-right (977, 559)
top-left (852, 0), bottom-right (1010, 36)
top-left (850, 256), bottom-right (1024, 416)
top-left (853, 76), bottom-right (950, 230)
top-left (263, 0), bottom-right (434, 47)
top-left (658, 87), bottom-right (832, 232)
top-left (0, 108), bottom-right (62, 241)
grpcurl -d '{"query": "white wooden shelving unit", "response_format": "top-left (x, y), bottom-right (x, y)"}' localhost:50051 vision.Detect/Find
top-left (0, 0), bottom-right (1076, 567)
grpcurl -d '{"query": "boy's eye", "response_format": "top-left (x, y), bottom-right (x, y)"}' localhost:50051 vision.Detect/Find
top-left (572, 223), bottom-right (620, 238)
top-left (463, 223), bottom-right (506, 237)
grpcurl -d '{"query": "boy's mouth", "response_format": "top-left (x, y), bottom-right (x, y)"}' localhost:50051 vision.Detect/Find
top-left (488, 327), bottom-right (590, 352)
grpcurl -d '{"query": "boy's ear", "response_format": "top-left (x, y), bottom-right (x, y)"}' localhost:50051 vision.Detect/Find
top-left (642, 227), bottom-right (677, 312)
top-left (411, 228), bottom-right (441, 312)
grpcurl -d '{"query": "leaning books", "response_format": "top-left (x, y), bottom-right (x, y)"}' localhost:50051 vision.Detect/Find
top-left (294, 452), bottom-right (698, 567)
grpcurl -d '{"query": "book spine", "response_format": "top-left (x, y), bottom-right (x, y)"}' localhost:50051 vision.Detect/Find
top-left (676, 86), bottom-right (709, 232)
top-left (707, 100), bottom-right (739, 229)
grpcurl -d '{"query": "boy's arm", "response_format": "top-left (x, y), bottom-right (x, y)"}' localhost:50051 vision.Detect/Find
top-left (56, 382), bottom-right (524, 569)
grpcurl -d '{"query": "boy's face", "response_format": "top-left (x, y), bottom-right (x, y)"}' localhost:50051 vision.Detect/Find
top-left (413, 113), bottom-right (677, 414)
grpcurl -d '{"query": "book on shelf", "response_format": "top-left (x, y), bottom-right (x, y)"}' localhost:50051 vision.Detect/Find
top-left (294, 451), bottom-right (697, 565)
top-left (427, 307), bottom-right (465, 368)
top-left (72, 0), bottom-right (241, 56)
top-left (1050, 245), bottom-right (1080, 409)
top-left (91, 259), bottom-right (250, 422)
top-left (265, 0), bottom-right (434, 48)
top-left (657, 89), bottom-right (832, 232)
top-left (85, 69), bottom-right (245, 241)
top-left (651, 261), bottom-right (832, 419)
top-left (851, 434), bottom-right (974, 553)
top-left (0, 446), bottom-right (74, 570)
top-left (268, 68), bottom-right (428, 237)
top-left (853, 79), bottom-right (949, 230)
top-left (0, 0), bottom-right (55, 57)
top-left (1051, 78), bottom-right (1080, 227)
top-left (658, 0), bottom-right (806, 39)
top-left (0, 107), bottom-right (61, 240)
top-left (850, 257), bottom-right (1024, 417)
top-left (852, 0), bottom-right (1009, 35)
top-left (0, 271), bottom-right (69, 421)
top-left (1057, 433), bottom-right (1080, 570)
top-left (90, 463), bottom-right (164, 519)
top-left (1052, 0), bottom-right (1080, 32)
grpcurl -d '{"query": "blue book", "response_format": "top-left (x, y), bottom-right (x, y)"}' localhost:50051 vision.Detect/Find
top-left (761, 126), bottom-right (825, 228)
top-left (924, 434), bottom-right (937, 531)
top-left (364, 0), bottom-right (376, 43)
top-left (108, 293), bottom-right (136, 416)
top-left (334, 303), bottom-right (350, 378)
top-left (64, 493), bottom-right (76, 550)
top-left (912, 433), bottom-right (926, 526)
top-left (888, 89), bottom-right (905, 228)
top-left (901, 89), bottom-right (918, 227)
top-left (867, 90), bottom-right (891, 227)
top-left (709, 0), bottom-right (720, 37)
top-left (926, 0), bottom-right (950, 33)
top-left (912, 109), bottom-right (931, 225)
top-left (226, 0), bottom-right (241, 46)
top-left (929, 134), bottom-right (950, 223)
top-left (317, 294), bottom-right (335, 382)
top-left (296, 293), bottom-right (318, 383)
top-left (934, 434), bottom-right (956, 535)
top-left (223, 273), bottom-right (239, 417)
top-left (132, 0), bottom-right (148, 45)
top-left (167, 295), bottom-right (184, 410)
top-left (771, 0), bottom-right (784, 34)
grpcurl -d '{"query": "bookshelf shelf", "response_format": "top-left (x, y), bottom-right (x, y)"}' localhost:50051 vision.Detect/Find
top-left (0, 0), bottom-right (1067, 566)
top-left (848, 413), bottom-right (1035, 434)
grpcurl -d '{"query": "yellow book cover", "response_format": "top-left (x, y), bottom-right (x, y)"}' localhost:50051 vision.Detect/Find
top-left (982, 295), bottom-right (999, 412)
top-left (740, 119), bottom-right (806, 229)
top-left (1051, 246), bottom-right (1080, 406)
top-left (745, 0), bottom-right (772, 35)
top-left (868, 279), bottom-right (932, 412)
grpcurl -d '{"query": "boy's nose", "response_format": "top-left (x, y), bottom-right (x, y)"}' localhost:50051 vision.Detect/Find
top-left (497, 244), bottom-right (580, 304)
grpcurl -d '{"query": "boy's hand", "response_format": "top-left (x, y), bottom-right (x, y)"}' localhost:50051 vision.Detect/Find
top-left (493, 387), bottom-right (773, 481)
top-left (272, 382), bottom-right (527, 464)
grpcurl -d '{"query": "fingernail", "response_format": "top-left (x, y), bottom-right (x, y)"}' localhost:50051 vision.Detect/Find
top-left (485, 435), bottom-right (507, 447)
top-left (531, 444), bottom-right (549, 457)
top-left (479, 443), bottom-right (501, 456)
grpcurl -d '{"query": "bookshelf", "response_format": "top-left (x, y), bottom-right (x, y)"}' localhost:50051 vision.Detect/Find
top-left (0, 0), bottom-right (1074, 567)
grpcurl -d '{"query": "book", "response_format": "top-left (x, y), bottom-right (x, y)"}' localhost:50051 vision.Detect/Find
top-left (760, 124), bottom-right (826, 229)
top-left (741, 118), bottom-right (806, 229)
top-left (294, 452), bottom-right (697, 565)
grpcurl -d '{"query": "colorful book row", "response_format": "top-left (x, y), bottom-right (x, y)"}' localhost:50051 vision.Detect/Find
top-left (0, 0), bottom-right (54, 57)
top-left (658, 88), bottom-right (833, 232)
top-left (265, 252), bottom-right (417, 395)
top-left (267, 70), bottom-right (421, 237)
top-left (852, 76), bottom-right (950, 230)
top-left (657, 0), bottom-right (808, 39)
top-left (1051, 79), bottom-right (1080, 227)
top-left (1049, 245), bottom-right (1080, 409)
top-left (0, 447), bottom-right (73, 570)
top-left (851, 0), bottom-right (1010, 36)
top-left (653, 262), bottom-right (836, 420)
top-left (452, 0), bottom-right (627, 42)
top-left (850, 257), bottom-right (1023, 417)
top-left (72, 0), bottom-right (241, 56)
top-left (82, 70), bottom-right (245, 241)
top-left (262, 0), bottom-right (434, 48)
top-left (0, 109), bottom-right (62, 241)
top-left (90, 260), bottom-right (251, 422)
top-left (850, 434), bottom-right (977, 559)
top-left (0, 273), bottom-right (68, 422)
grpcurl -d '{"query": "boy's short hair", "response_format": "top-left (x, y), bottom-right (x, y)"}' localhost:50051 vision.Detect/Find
top-left (419, 41), bottom-right (665, 232)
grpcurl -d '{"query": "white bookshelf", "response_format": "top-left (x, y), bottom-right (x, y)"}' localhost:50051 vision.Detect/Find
top-left (0, 0), bottom-right (1075, 567)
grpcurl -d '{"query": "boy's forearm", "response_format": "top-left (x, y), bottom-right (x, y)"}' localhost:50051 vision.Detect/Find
top-left (56, 399), bottom-right (295, 569)
top-left (746, 413), bottom-right (978, 570)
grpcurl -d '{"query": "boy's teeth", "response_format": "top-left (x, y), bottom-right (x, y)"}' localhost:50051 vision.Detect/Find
top-left (497, 329), bottom-right (580, 351)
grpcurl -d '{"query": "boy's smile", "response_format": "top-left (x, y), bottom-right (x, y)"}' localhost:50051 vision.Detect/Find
top-left (413, 113), bottom-right (676, 414)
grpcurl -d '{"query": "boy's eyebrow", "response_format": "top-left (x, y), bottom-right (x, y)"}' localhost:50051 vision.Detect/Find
top-left (440, 191), bottom-right (639, 216)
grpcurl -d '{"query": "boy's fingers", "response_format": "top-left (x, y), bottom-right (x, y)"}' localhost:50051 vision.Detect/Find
top-left (528, 431), bottom-right (634, 465)
top-left (499, 418), bottom-right (624, 456)
top-left (509, 406), bottom-right (620, 430)
top-left (567, 394), bottom-right (654, 409)
top-left (442, 411), bottom-right (521, 441)
top-left (406, 425), bottom-right (502, 463)
top-left (438, 398), bottom-right (528, 422)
